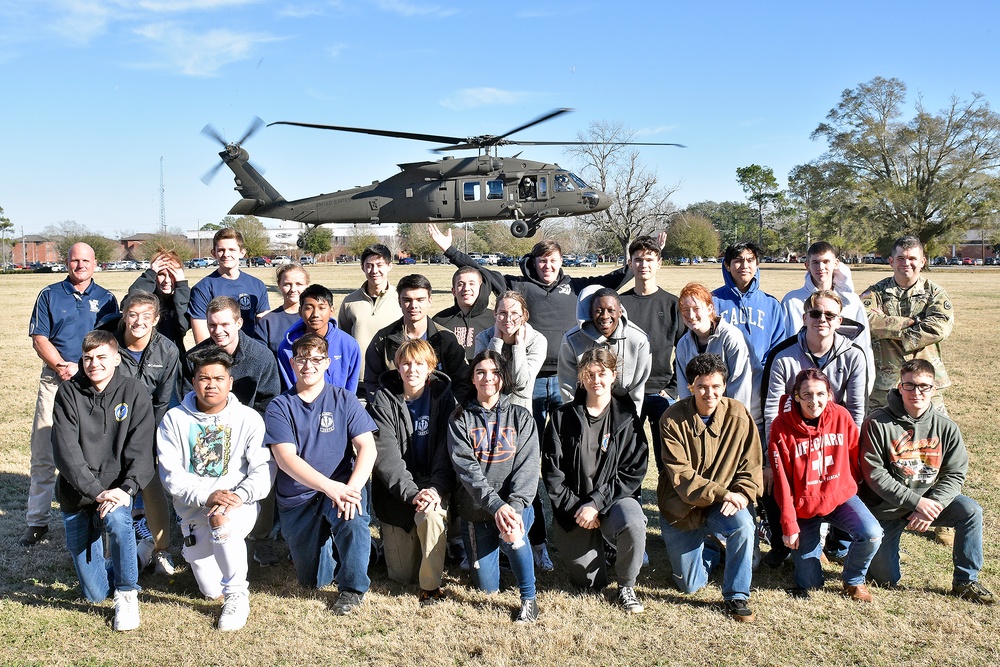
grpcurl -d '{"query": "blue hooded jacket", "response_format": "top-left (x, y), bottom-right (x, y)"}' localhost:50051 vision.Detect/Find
top-left (276, 318), bottom-right (361, 394)
top-left (712, 265), bottom-right (784, 417)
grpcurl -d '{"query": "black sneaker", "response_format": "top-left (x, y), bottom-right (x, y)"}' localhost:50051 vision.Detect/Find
top-left (252, 541), bottom-right (280, 567)
top-left (615, 586), bottom-right (644, 613)
top-left (725, 599), bottom-right (756, 622)
top-left (514, 598), bottom-right (538, 623)
top-left (418, 588), bottom-right (446, 607)
top-left (331, 591), bottom-right (365, 615)
top-left (761, 546), bottom-right (789, 569)
top-left (952, 581), bottom-right (996, 604)
top-left (19, 525), bottom-right (48, 547)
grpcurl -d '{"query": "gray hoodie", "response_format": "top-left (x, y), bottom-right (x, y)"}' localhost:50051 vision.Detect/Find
top-left (474, 321), bottom-right (547, 412)
top-left (557, 292), bottom-right (651, 416)
top-left (762, 329), bottom-right (869, 442)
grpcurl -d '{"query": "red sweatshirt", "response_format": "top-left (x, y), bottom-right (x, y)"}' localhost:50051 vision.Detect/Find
top-left (768, 395), bottom-right (861, 537)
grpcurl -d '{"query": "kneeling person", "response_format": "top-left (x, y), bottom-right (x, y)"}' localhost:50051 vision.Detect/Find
top-left (543, 348), bottom-right (648, 613)
top-left (369, 339), bottom-right (456, 605)
top-left (860, 359), bottom-right (995, 604)
top-left (157, 345), bottom-right (275, 631)
top-left (265, 334), bottom-right (379, 615)
top-left (52, 330), bottom-right (155, 631)
top-left (657, 353), bottom-right (762, 621)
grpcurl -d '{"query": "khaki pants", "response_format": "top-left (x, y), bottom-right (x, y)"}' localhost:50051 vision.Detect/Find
top-left (26, 367), bottom-right (60, 527)
top-left (381, 506), bottom-right (448, 591)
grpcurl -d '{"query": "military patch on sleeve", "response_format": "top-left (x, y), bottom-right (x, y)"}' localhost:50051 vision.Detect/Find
top-left (944, 300), bottom-right (952, 310)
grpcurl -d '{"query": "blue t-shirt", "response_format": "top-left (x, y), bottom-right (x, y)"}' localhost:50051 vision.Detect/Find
top-left (406, 390), bottom-right (432, 472)
top-left (28, 278), bottom-right (119, 362)
top-left (188, 270), bottom-right (270, 337)
top-left (264, 383), bottom-right (377, 509)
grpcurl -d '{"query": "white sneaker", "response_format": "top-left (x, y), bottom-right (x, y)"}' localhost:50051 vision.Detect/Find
top-left (152, 550), bottom-right (176, 576)
top-left (136, 538), bottom-right (155, 572)
top-left (217, 591), bottom-right (250, 631)
top-left (532, 544), bottom-right (554, 572)
top-left (113, 590), bottom-right (140, 632)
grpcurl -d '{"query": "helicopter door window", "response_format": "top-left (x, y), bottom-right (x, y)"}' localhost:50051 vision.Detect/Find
top-left (487, 179), bottom-right (503, 200)
top-left (553, 173), bottom-right (575, 192)
top-left (537, 176), bottom-right (547, 198)
top-left (519, 176), bottom-right (537, 200)
top-left (463, 181), bottom-right (481, 201)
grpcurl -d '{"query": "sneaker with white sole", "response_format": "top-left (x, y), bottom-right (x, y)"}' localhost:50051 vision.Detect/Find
top-left (615, 586), bottom-right (644, 613)
top-left (331, 591), bottom-right (365, 615)
top-left (532, 544), bottom-right (554, 572)
top-left (136, 538), bottom-right (155, 572)
top-left (152, 550), bottom-right (176, 576)
top-left (113, 589), bottom-right (140, 632)
top-left (217, 591), bottom-right (250, 631)
top-left (514, 598), bottom-right (539, 623)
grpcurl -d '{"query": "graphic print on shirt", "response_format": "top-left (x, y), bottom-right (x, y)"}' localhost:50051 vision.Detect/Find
top-left (782, 433), bottom-right (845, 486)
top-left (188, 423), bottom-right (231, 477)
top-left (238, 293), bottom-right (252, 311)
top-left (888, 429), bottom-right (942, 483)
top-left (470, 420), bottom-right (517, 463)
top-left (453, 326), bottom-right (475, 348)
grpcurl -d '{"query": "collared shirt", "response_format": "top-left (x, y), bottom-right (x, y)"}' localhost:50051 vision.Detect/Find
top-left (29, 278), bottom-right (119, 361)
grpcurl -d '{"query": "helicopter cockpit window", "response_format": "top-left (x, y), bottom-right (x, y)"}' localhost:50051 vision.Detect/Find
top-left (553, 172), bottom-right (575, 192)
top-left (487, 179), bottom-right (503, 200)
top-left (463, 181), bottom-right (481, 201)
top-left (569, 173), bottom-right (588, 189)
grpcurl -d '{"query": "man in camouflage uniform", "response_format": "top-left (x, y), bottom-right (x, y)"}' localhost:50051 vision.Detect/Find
top-left (861, 235), bottom-right (954, 415)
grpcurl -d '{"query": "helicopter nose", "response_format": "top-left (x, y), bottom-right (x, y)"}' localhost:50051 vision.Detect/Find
top-left (583, 191), bottom-right (605, 211)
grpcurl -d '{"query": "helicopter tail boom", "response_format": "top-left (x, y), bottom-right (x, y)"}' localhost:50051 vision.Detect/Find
top-left (220, 147), bottom-right (287, 215)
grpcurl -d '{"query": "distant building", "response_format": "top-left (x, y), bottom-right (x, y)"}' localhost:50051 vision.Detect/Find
top-left (950, 229), bottom-right (996, 261)
top-left (11, 235), bottom-right (60, 264)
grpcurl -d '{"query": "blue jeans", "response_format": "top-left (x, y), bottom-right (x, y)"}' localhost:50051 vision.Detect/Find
top-left (642, 393), bottom-right (674, 473)
top-left (461, 505), bottom-right (536, 601)
top-left (868, 494), bottom-right (983, 586)
top-left (63, 505), bottom-right (139, 603)
top-left (789, 495), bottom-right (882, 588)
top-left (659, 505), bottom-right (754, 601)
top-left (278, 488), bottom-right (371, 594)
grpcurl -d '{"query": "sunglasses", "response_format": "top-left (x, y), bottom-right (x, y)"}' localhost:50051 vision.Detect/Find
top-left (807, 309), bottom-right (840, 321)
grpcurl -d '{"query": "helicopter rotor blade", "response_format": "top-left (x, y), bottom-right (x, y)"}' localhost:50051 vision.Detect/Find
top-left (494, 108), bottom-right (574, 142)
top-left (509, 140), bottom-right (687, 148)
top-left (200, 123), bottom-right (227, 147)
top-left (237, 116), bottom-right (265, 146)
top-left (200, 160), bottom-right (226, 185)
top-left (269, 121), bottom-right (467, 146)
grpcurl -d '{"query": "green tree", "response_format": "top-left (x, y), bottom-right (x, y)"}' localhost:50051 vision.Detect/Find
top-left (662, 213), bottom-right (720, 260)
top-left (134, 233), bottom-right (196, 262)
top-left (736, 164), bottom-right (786, 247)
top-left (682, 201), bottom-right (758, 249)
top-left (220, 215), bottom-right (270, 258)
top-left (0, 206), bottom-right (13, 264)
top-left (43, 220), bottom-right (118, 262)
top-left (808, 76), bottom-right (1000, 247)
top-left (471, 221), bottom-right (535, 257)
top-left (565, 120), bottom-right (678, 256)
top-left (297, 226), bottom-right (333, 256)
top-left (347, 224), bottom-right (380, 259)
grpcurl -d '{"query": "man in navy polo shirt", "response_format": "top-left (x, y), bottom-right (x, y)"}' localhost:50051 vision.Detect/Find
top-left (265, 334), bottom-right (378, 615)
top-left (23, 242), bottom-right (119, 546)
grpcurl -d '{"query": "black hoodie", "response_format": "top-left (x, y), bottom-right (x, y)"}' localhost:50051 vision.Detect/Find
top-left (52, 368), bottom-right (156, 513)
top-left (431, 264), bottom-right (495, 361)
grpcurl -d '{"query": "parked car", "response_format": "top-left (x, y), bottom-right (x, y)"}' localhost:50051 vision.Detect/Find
top-left (498, 254), bottom-right (518, 267)
top-left (429, 254), bottom-right (448, 264)
top-left (962, 257), bottom-right (973, 266)
top-left (974, 258), bottom-right (984, 265)
top-left (932, 256), bottom-right (948, 266)
top-left (948, 257), bottom-right (962, 266)
top-left (398, 256), bottom-right (416, 265)
top-left (300, 255), bottom-right (316, 265)
top-left (250, 256), bottom-right (271, 267)
top-left (578, 254), bottom-right (597, 267)
top-left (986, 257), bottom-right (997, 266)
top-left (272, 255), bottom-right (292, 266)
top-left (187, 257), bottom-right (209, 269)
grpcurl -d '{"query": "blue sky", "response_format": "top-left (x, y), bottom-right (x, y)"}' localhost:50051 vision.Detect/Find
top-left (2, 0), bottom-right (999, 237)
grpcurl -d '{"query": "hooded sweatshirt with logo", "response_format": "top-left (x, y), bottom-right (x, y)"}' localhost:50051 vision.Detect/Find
top-left (276, 317), bottom-right (361, 394)
top-left (52, 369), bottom-right (155, 513)
top-left (769, 394), bottom-right (861, 537)
top-left (712, 264), bottom-right (784, 420)
top-left (157, 392), bottom-right (275, 526)
top-left (859, 389), bottom-right (968, 521)
top-left (443, 246), bottom-right (631, 376)
top-left (447, 394), bottom-right (539, 523)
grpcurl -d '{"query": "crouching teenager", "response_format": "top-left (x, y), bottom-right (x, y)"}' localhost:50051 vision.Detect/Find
top-left (448, 350), bottom-right (540, 623)
top-left (264, 334), bottom-right (379, 615)
top-left (769, 368), bottom-right (882, 601)
top-left (157, 345), bottom-right (275, 631)
top-left (52, 330), bottom-right (155, 631)
top-left (542, 348), bottom-right (648, 613)
top-left (369, 339), bottom-right (456, 605)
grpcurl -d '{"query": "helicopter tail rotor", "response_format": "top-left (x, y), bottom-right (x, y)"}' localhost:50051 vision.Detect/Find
top-left (200, 117), bottom-right (266, 185)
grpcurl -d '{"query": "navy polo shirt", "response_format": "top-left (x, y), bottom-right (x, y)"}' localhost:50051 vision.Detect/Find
top-left (28, 278), bottom-right (119, 362)
top-left (264, 383), bottom-right (377, 509)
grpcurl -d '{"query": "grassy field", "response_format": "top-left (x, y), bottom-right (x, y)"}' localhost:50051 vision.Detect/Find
top-left (1, 262), bottom-right (998, 666)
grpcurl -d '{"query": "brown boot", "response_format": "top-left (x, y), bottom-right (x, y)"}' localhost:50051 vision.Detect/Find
top-left (934, 526), bottom-right (956, 547)
top-left (842, 583), bottom-right (873, 602)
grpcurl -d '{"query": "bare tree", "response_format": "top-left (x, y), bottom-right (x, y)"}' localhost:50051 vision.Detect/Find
top-left (564, 121), bottom-right (678, 256)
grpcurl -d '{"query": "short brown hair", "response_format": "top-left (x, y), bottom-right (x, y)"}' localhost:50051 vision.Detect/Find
top-left (495, 290), bottom-right (530, 322)
top-left (394, 338), bottom-right (438, 369)
top-left (804, 289), bottom-right (843, 312)
top-left (83, 329), bottom-right (118, 353)
top-left (292, 333), bottom-right (329, 358)
top-left (277, 262), bottom-right (310, 284)
top-left (213, 227), bottom-right (244, 249)
top-left (530, 239), bottom-right (561, 259)
top-left (206, 296), bottom-right (241, 320)
top-left (577, 347), bottom-right (618, 385)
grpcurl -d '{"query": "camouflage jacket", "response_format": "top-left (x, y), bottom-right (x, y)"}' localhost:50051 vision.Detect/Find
top-left (861, 276), bottom-right (953, 391)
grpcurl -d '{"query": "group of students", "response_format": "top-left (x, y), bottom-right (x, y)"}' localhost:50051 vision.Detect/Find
top-left (21, 225), bottom-right (993, 634)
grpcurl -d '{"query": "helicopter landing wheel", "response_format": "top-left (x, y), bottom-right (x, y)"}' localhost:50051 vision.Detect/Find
top-left (510, 220), bottom-right (530, 238)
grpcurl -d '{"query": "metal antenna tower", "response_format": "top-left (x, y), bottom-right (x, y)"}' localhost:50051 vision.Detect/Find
top-left (159, 156), bottom-right (166, 233)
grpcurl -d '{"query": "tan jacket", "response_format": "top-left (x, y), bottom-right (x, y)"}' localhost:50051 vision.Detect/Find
top-left (337, 284), bottom-right (402, 387)
top-left (657, 397), bottom-right (763, 531)
top-left (861, 276), bottom-right (953, 391)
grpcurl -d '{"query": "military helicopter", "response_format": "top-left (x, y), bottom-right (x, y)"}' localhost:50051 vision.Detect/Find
top-left (201, 110), bottom-right (683, 238)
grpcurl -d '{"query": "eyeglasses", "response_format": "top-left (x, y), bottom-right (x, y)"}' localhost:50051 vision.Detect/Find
top-left (495, 311), bottom-right (522, 321)
top-left (292, 356), bottom-right (327, 367)
top-left (900, 382), bottom-right (935, 394)
top-left (807, 309), bottom-right (840, 321)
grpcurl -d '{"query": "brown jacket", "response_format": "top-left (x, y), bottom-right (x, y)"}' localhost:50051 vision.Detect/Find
top-left (657, 397), bottom-right (763, 531)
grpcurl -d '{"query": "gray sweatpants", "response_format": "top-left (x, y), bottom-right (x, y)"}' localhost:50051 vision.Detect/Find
top-left (552, 496), bottom-right (647, 589)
